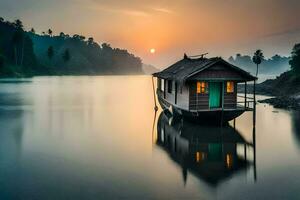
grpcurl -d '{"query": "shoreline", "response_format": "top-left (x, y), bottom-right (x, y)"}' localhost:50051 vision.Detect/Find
top-left (258, 96), bottom-right (300, 110)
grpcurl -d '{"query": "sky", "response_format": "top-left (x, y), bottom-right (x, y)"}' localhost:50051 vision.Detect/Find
top-left (1, 0), bottom-right (300, 68)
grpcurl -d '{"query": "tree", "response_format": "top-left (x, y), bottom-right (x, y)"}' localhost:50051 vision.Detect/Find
top-left (62, 49), bottom-right (70, 62)
top-left (72, 34), bottom-right (85, 42)
top-left (0, 54), bottom-right (5, 68)
top-left (228, 56), bottom-right (234, 63)
top-left (47, 46), bottom-right (54, 60)
top-left (30, 28), bottom-right (35, 34)
top-left (252, 49), bottom-right (264, 77)
top-left (79, 35), bottom-right (85, 41)
top-left (12, 30), bottom-right (23, 66)
top-left (13, 19), bottom-right (23, 30)
top-left (289, 43), bottom-right (300, 75)
top-left (10, 20), bottom-right (26, 66)
top-left (87, 37), bottom-right (94, 46)
top-left (59, 32), bottom-right (65, 38)
top-left (48, 29), bottom-right (53, 37)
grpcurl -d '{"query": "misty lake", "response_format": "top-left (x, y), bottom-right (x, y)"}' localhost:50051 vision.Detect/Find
top-left (0, 76), bottom-right (300, 199)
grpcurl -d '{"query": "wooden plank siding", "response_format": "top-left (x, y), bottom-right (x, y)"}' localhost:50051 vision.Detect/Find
top-left (189, 64), bottom-right (247, 80)
top-left (189, 81), bottom-right (237, 110)
top-left (224, 82), bottom-right (237, 109)
top-left (189, 82), bottom-right (209, 110)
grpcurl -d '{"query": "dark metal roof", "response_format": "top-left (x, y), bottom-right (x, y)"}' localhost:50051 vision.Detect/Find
top-left (153, 56), bottom-right (257, 82)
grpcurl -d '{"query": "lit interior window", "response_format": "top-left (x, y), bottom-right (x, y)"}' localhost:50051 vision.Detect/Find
top-left (196, 151), bottom-right (206, 162)
top-left (226, 81), bottom-right (234, 93)
top-left (226, 154), bottom-right (233, 168)
top-left (197, 81), bottom-right (207, 94)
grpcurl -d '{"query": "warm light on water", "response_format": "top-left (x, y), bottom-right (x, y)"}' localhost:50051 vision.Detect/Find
top-left (0, 76), bottom-right (300, 199)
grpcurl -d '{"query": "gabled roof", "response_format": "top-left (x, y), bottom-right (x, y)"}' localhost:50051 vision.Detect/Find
top-left (153, 55), bottom-right (257, 82)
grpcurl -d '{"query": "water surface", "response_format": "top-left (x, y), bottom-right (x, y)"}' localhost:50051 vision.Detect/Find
top-left (0, 76), bottom-right (299, 199)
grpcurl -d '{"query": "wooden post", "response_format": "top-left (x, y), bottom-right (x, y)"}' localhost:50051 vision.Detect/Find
top-left (252, 126), bottom-right (257, 181)
top-left (244, 144), bottom-right (247, 161)
top-left (220, 81), bottom-right (224, 127)
top-left (152, 76), bottom-right (158, 111)
top-left (244, 82), bottom-right (247, 109)
top-left (163, 79), bottom-right (166, 99)
top-left (252, 79), bottom-right (257, 181)
top-left (175, 82), bottom-right (178, 104)
top-left (233, 118), bottom-right (236, 129)
top-left (253, 80), bottom-right (256, 127)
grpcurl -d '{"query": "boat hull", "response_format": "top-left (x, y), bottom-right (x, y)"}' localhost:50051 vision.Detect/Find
top-left (157, 95), bottom-right (245, 124)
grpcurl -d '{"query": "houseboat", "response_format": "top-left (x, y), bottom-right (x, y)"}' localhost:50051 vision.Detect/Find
top-left (153, 54), bottom-right (257, 123)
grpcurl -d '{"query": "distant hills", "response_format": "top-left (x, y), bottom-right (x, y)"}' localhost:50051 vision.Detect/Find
top-left (255, 43), bottom-right (300, 97)
top-left (228, 54), bottom-right (290, 76)
top-left (0, 18), bottom-right (144, 77)
top-left (142, 64), bottom-right (159, 74)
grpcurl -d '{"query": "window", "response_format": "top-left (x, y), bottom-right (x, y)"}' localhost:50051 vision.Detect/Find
top-left (196, 151), bottom-right (206, 162)
top-left (168, 80), bottom-right (172, 93)
top-left (226, 81), bottom-right (234, 93)
top-left (197, 81), bottom-right (208, 94)
top-left (161, 79), bottom-right (164, 91)
top-left (226, 154), bottom-right (233, 169)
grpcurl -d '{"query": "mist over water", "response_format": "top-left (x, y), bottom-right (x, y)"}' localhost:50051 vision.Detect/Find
top-left (0, 76), bottom-right (299, 199)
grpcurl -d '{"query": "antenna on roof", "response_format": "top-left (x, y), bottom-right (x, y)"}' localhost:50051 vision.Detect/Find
top-left (189, 53), bottom-right (209, 59)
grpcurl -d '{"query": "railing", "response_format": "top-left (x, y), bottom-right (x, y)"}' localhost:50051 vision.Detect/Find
top-left (237, 94), bottom-right (255, 110)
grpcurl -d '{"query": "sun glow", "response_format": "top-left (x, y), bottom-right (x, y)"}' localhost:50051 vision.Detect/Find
top-left (150, 48), bottom-right (156, 54)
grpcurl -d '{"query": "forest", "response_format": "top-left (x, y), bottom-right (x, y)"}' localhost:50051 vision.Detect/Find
top-left (0, 17), bottom-right (143, 77)
top-left (228, 53), bottom-right (290, 75)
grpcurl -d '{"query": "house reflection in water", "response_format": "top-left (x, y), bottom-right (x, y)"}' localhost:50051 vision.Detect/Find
top-left (156, 111), bottom-right (256, 186)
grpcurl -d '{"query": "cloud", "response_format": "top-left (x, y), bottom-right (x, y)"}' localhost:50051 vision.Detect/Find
top-left (152, 8), bottom-right (173, 14)
top-left (262, 27), bottom-right (300, 38)
top-left (88, 0), bottom-right (173, 16)
top-left (87, 4), bottom-right (149, 17)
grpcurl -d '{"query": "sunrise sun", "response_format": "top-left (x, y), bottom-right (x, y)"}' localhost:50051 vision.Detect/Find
top-left (150, 48), bottom-right (156, 54)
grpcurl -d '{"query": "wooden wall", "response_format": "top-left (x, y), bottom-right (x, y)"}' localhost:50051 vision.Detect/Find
top-left (190, 64), bottom-right (247, 80)
top-left (189, 82), bottom-right (209, 110)
top-left (224, 82), bottom-right (237, 109)
top-left (157, 78), bottom-right (189, 110)
top-left (158, 78), bottom-right (237, 111)
top-left (189, 81), bottom-right (237, 110)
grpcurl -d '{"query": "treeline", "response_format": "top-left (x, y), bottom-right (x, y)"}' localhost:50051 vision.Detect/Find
top-left (257, 43), bottom-right (300, 95)
top-left (0, 17), bottom-right (143, 77)
top-left (0, 18), bottom-right (38, 76)
top-left (228, 53), bottom-right (290, 75)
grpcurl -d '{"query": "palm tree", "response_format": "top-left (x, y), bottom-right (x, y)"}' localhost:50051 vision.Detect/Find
top-left (30, 28), bottom-right (35, 34)
top-left (252, 50), bottom-right (264, 77)
top-left (48, 29), bottom-right (53, 37)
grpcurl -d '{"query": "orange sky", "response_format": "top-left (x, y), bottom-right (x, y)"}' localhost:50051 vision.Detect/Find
top-left (1, 0), bottom-right (300, 68)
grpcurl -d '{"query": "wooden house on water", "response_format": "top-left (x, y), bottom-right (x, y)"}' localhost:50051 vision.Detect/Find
top-left (153, 54), bottom-right (257, 123)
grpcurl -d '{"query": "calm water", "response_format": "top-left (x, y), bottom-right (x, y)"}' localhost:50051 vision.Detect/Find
top-left (0, 76), bottom-right (299, 200)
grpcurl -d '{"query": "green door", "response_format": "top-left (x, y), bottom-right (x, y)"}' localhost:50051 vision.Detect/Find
top-left (208, 143), bottom-right (222, 161)
top-left (209, 82), bottom-right (221, 108)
